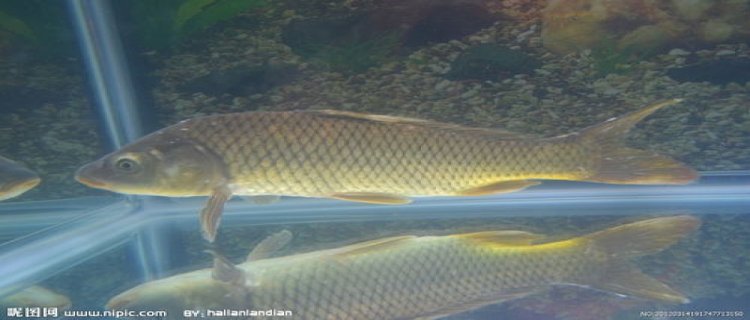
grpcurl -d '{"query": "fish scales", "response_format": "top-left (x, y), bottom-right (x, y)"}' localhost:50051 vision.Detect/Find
top-left (248, 236), bottom-right (602, 319)
top-left (178, 111), bottom-right (590, 196)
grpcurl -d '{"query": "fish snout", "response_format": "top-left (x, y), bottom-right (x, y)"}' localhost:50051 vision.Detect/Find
top-left (74, 161), bottom-right (110, 189)
top-left (105, 292), bottom-right (134, 310)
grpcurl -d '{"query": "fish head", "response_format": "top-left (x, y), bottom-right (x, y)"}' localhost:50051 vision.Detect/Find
top-left (0, 156), bottom-right (40, 201)
top-left (106, 271), bottom-right (248, 314)
top-left (75, 132), bottom-right (226, 196)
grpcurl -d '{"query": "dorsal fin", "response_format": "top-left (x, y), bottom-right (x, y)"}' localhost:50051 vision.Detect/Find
top-left (454, 230), bottom-right (544, 245)
top-left (332, 235), bottom-right (417, 258)
top-left (247, 230), bottom-right (293, 262)
top-left (310, 110), bottom-right (530, 139)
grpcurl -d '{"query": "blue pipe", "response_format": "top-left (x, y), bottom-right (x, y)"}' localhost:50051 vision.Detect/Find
top-left (67, 0), bottom-right (168, 280)
top-left (67, 0), bottom-right (142, 148)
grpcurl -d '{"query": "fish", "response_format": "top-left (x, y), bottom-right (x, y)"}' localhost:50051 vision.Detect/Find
top-left (106, 215), bottom-right (700, 320)
top-left (0, 285), bottom-right (71, 311)
top-left (75, 99), bottom-right (697, 242)
top-left (0, 155), bottom-right (40, 201)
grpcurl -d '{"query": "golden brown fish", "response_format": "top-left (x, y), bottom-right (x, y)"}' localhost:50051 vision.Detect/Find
top-left (106, 215), bottom-right (700, 320)
top-left (0, 155), bottom-right (40, 201)
top-left (0, 285), bottom-right (71, 311)
top-left (75, 99), bottom-right (696, 241)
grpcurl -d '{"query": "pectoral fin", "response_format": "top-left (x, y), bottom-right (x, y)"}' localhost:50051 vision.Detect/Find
top-left (330, 192), bottom-right (411, 205)
top-left (456, 180), bottom-right (540, 196)
top-left (247, 230), bottom-right (293, 262)
top-left (200, 186), bottom-right (232, 243)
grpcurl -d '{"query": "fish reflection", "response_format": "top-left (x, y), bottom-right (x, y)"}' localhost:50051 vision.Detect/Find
top-left (107, 215), bottom-right (700, 320)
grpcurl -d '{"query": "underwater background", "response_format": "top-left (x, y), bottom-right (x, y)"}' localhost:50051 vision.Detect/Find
top-left (1, 0), bottom-right (749, 319)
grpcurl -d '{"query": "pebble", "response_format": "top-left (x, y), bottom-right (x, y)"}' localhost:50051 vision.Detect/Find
top-left (668, 48), bottom-right (691, 56)
top-left (716, 49), bottom-right (736, 56)
top-left (434, 80), bottom-right (451, 91)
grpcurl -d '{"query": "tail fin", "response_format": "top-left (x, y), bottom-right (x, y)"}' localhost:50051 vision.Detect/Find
top-left (583, 215), bottom-right (701, 304)
top-left (576, 99), bottom-right (698, 184)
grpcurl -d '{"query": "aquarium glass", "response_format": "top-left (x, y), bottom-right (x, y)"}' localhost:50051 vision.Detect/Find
top-left (1, 0), bottom-right (749, 319)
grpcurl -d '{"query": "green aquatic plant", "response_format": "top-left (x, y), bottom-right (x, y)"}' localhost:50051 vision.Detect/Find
top-left (0, 10), bottom-right (36, 42)
top-left (172, 0), bottom-right (267, 40)
top-left (127, 0), bottom-right (268, 51)
top-left (0, 0), bottom-right (75, 60)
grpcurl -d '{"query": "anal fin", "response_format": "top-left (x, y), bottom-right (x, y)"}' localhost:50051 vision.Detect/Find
top-left (330, 192), bottom-right (411, 205)
top-left (456, 180), bottom-right (540, 196)
top-left (200, 186), bottom-right (232, 243)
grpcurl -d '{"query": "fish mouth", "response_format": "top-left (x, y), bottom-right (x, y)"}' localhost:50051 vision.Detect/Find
top-left (74, 174), bottom-right (110, 189)
top-left (74, 162), bottom-right (112, 190)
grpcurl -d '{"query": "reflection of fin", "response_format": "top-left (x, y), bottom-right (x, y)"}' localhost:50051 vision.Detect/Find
top-left (200, 186), bottom-right (232, 243)
top-left (248, 195), bottom-right (281, 205)
top-left (596, 263), bottom-right (690, 303)
top-left (330, 192), bottom-right (411, 205)
top-left (413, 289), bottom-right (539, 320)
top-left (455, 230), bottom-right (544, 245)
top-left (208, 249), bottom-right (245, 285)
top-left (574, 99), bottom-right (698, 184)
top-left (313, 110), bottom-right (529, 139)
top-left (456, 180), bottom-right (540, 196)
top-left (582, 215), bottom-right (700, 303)
top-left (247, 230), bottom-right (293, 262)
top-left (208, 250), bottom-right (254, 301)
top-left (334, 235), bottom-right (416, 258)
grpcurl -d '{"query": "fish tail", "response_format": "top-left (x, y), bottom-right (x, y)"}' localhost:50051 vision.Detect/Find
top-left (577, 99), bottom-right (698, 184)
top-left (582, 215), bottom-right (701, 303)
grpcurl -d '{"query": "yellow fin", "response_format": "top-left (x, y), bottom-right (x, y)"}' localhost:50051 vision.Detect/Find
top-left (574, 99), bottom-right (698, 185)
top-left (333, 235), bottom-right (416, 258)
top-left (580, 215), bottom-right (700, 304)
top-left (200, 186), bottom-right (232, 243)
top-left (313, 110), bottom-right (530, 139)
top-left (456, 180), bottom-right (540, 196)
top-left (330, 192), bottom-right (411, 205)
top-left (455, 230), bottom-right (544, 245)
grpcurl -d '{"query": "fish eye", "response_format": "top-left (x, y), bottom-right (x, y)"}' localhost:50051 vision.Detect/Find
top-left (115, 158), bottom-right (140, 173)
